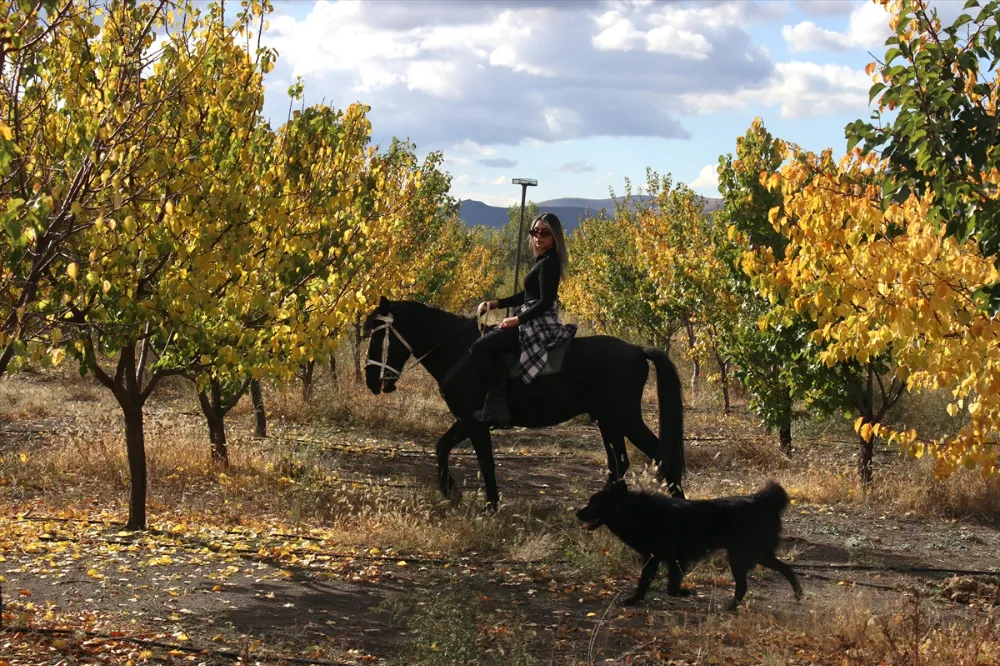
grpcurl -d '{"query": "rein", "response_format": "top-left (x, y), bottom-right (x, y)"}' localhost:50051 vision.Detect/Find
top-left (366, 309), bottom-right (488, 383)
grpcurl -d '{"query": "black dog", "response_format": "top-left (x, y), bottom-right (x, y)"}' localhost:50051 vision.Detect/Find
top-left (576, 479), bottom-right (802, 609)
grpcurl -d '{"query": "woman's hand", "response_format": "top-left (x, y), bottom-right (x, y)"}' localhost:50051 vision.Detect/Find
top-left (499, 316), bottom-right (519, 329)
top-left (477, 300), bottom-right (499, 316)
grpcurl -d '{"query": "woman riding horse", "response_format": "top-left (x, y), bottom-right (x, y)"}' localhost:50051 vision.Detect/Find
top-left (473, 212), bottom-right (576, 424)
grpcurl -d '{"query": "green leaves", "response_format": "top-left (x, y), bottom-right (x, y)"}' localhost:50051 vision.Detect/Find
top-left (844, 0), bottom-right (1000, 315)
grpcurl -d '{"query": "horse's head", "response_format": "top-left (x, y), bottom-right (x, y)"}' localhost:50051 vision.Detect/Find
top-left (363, 296), bottom-right (412, 395)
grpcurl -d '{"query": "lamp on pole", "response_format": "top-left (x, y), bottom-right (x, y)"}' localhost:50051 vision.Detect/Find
top-left (510, 178), bottom-right (537, 315)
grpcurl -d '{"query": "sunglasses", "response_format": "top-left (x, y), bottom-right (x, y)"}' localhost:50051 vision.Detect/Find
top-left (528, 228), bottom-right (552, 238)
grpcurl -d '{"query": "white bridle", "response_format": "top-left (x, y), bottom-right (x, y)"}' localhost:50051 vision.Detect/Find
top-left (366, 313), bottom-right (415, 383)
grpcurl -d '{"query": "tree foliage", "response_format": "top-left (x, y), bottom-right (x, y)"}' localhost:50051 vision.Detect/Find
top-left (846, 0), bottom-right (1000, 306)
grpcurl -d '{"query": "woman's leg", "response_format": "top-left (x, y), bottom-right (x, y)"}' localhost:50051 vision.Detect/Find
top-left (470, 326), bottom-right (520, 379)
top-left (470, 327), bottom-right (520, 423)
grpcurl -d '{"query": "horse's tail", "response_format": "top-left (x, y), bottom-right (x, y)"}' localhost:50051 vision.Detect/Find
top-left (642, 347), bottom-right (685, 486)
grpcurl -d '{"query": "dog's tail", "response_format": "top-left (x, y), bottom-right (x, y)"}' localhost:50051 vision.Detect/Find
top-left (753, 480), bottom-right (790, 515)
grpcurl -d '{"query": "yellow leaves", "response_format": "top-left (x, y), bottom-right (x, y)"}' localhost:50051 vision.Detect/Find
top-left (66, 262), bottom-right (79, 280)
top-left (0, 122), bottom-right (13, 141)
top-left (147, 555), bottom-right (174, 566)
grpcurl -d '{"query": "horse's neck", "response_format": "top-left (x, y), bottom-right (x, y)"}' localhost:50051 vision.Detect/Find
top-left (400, 305), bottom-right (477, 380)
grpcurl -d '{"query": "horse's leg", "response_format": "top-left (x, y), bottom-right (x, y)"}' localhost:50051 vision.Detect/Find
top-left (624, 418), bottom-right (684, 498)
top-left (436, 420), bottom-right (469, 503)
top-left (597, 420), bottom-right (629, 487)
top-left (467, 422), bottom-right (500, 512)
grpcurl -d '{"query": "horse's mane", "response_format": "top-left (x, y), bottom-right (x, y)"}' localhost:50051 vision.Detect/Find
top-left (396, 299), bottom-right (478, 328)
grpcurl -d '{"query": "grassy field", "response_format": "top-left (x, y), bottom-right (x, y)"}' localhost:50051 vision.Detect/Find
top-left (2, 345), bottom-right (1000, 665)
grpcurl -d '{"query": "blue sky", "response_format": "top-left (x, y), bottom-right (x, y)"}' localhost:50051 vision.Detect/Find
top-left (255, 0), bottom-right (962, 207)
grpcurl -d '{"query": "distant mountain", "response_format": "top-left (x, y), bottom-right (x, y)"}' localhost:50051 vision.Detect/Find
top-left (457, 195), bottom-right (723, 232)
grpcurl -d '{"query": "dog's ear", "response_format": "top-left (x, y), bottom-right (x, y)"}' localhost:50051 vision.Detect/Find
top-left (610, 479), bottom-right (628, 493)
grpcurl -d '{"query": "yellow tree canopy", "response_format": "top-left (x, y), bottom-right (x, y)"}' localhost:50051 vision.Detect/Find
top-left (749, 146), bottom-right (1000, 478)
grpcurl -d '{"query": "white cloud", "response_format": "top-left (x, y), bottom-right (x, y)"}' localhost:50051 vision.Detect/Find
top-left (492, 176), bottom-right (507, 185)
top-left (680, 61), bottom-right (871, 119)
top-left (689, 164), bottom-right (720, 193)
top-left (591, 13), bottom-right (645, 51)
top-left (794, 0), bottom-right (859, 17)
top-left (783, 1), bottom-right (892, 53)
top-left (404, 60), bottom-right (462, 97)
top-left (782, 21), bottom-right (852, 52)
top-left (453, 139), bottom-right (495, 156)
top-left (645, 25), bottom-right (712, 59)
top-left (260, 0), bottom-right (779, 147)
top-left (559, 160), bottom-right (597, 173)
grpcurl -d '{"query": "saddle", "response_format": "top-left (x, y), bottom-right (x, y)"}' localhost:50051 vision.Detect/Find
top-left (499, 337), bottom-right (572, 379)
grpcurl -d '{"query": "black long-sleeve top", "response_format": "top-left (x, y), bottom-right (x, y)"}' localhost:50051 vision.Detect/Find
top-left (497, 248), bottom-right (561, 324)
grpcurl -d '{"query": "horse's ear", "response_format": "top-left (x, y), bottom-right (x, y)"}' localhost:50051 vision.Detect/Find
top-left (379, 295), bottom-right (389, 310)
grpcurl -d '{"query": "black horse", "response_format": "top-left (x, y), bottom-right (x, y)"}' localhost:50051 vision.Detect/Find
top-left (363, 297), bottom-right (685, 510)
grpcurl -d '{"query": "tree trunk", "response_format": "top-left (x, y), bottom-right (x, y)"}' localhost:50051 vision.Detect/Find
top-left (779, 388), bottom-right (793, 456)
top-left (250, 379), bottom-right (266, 438)
top-left (0, 342), bottom-right (14, 378)
top-left (300, 359), bottom-right (315, 402)
top-left (197, 382), bottom-right (228, 465)
top-left (718, 356), bottom-right (730, 416)
top-left (329, 355), bottom-right (338, 390)
top-left (683, 316), bottom-right (699, 386)
top-left (354, 317), bottom-right (363, 383)
top-left (121, 395), bottom-right (147, 531)
top-left (857, 364), bottom-right (876, 486)
top-left (857, 434), bottom-right (874, 485)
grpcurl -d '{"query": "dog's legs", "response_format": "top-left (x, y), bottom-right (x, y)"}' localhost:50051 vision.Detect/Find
top-left (665, 560), bottom-right (689, 597)
top-left (623, 555), bottom-right (660, 606)
top-left (727, 557), bottom-right (751, 610)
top-left (759, 553), bottom-right (803, 601)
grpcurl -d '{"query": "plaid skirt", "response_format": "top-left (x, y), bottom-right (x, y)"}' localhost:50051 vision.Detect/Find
top-left (515, 300), bottom-right (577, 384)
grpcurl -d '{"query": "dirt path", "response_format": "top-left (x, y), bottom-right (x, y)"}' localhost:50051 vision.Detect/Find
top-left (5, 404), bottom-right (1000, 664)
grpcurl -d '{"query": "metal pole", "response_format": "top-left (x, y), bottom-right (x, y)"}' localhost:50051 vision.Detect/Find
top-left (509, 183), bottom-right (528, 317)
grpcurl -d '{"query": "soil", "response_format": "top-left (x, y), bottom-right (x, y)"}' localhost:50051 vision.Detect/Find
top-left (3, 378), bottom-right (1000, 665)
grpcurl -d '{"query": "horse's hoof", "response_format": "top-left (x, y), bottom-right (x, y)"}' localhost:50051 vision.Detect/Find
top-left (440, 476), bottom-right (460, 505)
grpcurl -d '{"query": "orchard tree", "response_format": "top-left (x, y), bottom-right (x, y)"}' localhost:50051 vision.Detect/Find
top-left (749, 149), bottom-right (959, 482)
top-left (562, 211), bottom-right (675, 349)
top-left (715, 119), bottom-right (845, 454)
top-left (175, 110), bottom-right (446, 462)
top-left (630, 170), bottom-right (738, 409)
top-left (846, 0), bottom-right (1000, 308)
top-left (0, 0), bottom-right (146, 377)
top-left (56, 0), bottom-right (279, 529)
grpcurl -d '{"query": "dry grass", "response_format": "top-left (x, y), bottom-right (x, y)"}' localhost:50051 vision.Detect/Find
top-left (5, 350), bottom-right (1000, 664)
top-left (653, 590), bottom-right (1000, 666)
